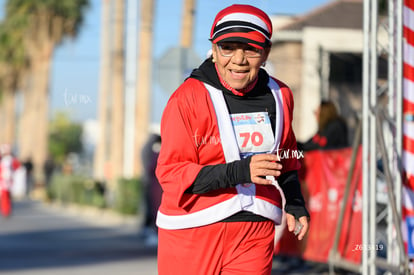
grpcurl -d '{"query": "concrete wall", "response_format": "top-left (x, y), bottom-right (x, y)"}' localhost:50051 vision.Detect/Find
top-left (269, 24), bottom-right (390, 143)
top-left (269, 41), bottom-right (303, 134)
top-left (299, 27), bottom-right (364, 141)
top-left (269, 27), bottom-right (364, 142)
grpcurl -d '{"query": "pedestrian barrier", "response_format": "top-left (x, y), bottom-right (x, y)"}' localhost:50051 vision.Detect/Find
top-left (275, 147), bottom-right (363, 265)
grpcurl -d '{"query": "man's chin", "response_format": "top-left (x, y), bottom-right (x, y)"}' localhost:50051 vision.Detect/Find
top-left (227, 80), bottom-right (248, 90)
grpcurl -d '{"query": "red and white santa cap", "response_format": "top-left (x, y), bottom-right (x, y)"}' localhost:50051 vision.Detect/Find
top-left (210, 4), bottom-right (273, 50)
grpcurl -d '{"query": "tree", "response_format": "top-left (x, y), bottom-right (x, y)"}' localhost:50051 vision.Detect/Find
top-left (110, 0), bottom-right (125, 181)
top-left (0, 19), bottom-right (28, 146)
top-left (5, 0), bottom-right (89, 182)
top-left (48, 112), bottom-right (83, 166)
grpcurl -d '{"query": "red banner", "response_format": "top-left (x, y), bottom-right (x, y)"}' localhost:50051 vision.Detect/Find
top-left (275, 147), bottom-right (362, 264)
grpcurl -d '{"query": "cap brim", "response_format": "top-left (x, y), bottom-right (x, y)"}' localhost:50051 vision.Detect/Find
top-left (211, 30), bottom-right (269, 49)
top-left (214, 37), bottom-right (264, 50)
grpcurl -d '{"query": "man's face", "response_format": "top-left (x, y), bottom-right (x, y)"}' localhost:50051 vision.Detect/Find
top-left (212, 42), bottom-right (270, 90)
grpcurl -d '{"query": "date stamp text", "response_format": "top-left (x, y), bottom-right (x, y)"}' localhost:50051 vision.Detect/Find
top-left (352, 244), bottom-right (384, 252)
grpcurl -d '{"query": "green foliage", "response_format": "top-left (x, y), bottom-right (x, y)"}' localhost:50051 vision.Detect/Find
top-left (0, 20), bottom-right (27, 95)
top-left (0, 21), bottom-right (26, 67)
top-left (5, 0), bottom-right (90, 42)
top-left (114, 178), bottom-right (142, 215)
top-left (0, 0), bottom-right (90, 97)
top-left (1, 0), bottom-right (90, 86)
top-left (48, 112), bottom-right (83, 165)
top-left (46, 174), bottom-right (143, 216)
top-left (47, 174), bottom-right (106, 208)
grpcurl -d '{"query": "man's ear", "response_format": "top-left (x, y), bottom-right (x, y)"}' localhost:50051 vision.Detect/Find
top-left (211, 44), bottom-right (218, 62)
top-left (263, 47), bottom-right (271, 61)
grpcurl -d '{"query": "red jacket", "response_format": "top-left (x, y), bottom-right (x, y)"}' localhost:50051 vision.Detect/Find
top-left (156, 77), bottom-right (300, 229)
top-left (0, 155), bottom-right (20, 190)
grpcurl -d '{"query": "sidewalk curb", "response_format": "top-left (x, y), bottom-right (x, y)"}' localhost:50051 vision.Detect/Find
top-left (43, 200), bottom-right (142, 228)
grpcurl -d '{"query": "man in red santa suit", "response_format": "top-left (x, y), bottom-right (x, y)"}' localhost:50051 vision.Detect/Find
top-left (0, 144), bottom-right (20, 217)
top-left (156, 4), bottom-right (310, 275)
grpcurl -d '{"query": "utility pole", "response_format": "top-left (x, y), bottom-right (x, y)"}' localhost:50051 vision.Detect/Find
top-left (123, 0), bottom-right (138, 178)
top-left (134, 0), bottom-right (155, 176)
top-left (110, 0), bottom-right (126, 182)
top-left (181, 0), bottom-right (196, 48)
top-left (94, 0), bottom-right (112, 180)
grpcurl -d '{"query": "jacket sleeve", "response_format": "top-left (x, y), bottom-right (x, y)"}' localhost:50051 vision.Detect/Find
top-left (186, 157), bottom-right (251, 194)
top-left (155, 85), bottom-right (205, 209)
top-left (275, 79), bottom-right (310, 219)
top-left (277, 80), bottom-right (301, 174)
top-left (278, 170), bottom-right (310, 219)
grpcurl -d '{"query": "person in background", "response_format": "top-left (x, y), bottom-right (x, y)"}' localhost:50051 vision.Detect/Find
top-left (43, 156), bottom-right (55, 187)
top-left (138, 132), bottom-right (162, 246)
top-left (0, 144), bottom-right (20, 217)
top-left (23, 157), bottom-right (34, 198)
top-left (298, 100), bottom-right (348, 151)
top-left (155, 5), bottom-right (310, 275)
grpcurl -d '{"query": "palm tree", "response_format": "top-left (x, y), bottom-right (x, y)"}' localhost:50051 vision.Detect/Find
top-left (5, 0), bottom-right (89, 182)
top-left (0, 20), bottom-right (28, 147)
top-left (134, 0), bottom-right (155, 175)
top-left (110, 0), bottom-right (126, 182)
top-left (94, 0), bottom-right (111, 181)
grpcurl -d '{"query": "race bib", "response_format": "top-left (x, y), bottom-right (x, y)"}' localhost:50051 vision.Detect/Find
top-left (230, 112), bottom-right (274, 158)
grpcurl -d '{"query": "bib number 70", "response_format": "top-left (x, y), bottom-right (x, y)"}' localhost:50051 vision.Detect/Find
top-left (239, 132), bottom-right (264, 148)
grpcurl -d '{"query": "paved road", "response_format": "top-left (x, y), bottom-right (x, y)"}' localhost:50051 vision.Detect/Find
top-left (0, 200), bottom-right (157, 275)
top-left (0, 200), bottom-right (349, 275)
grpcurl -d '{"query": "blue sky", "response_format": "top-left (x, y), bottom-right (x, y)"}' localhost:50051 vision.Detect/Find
top-left (3, 0), bottom-right (333, 123)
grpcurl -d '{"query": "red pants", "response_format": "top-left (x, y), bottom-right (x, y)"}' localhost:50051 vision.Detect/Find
top-left (158, 221), bottom-right (275, 275)
top-left (1, 190), bottom-right (11, 217)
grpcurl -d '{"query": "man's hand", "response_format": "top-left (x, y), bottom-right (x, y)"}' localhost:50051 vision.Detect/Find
top-left (286, 213), bottom-right (309, 240)
top-left (250, 154), bottom-right (282, 185)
